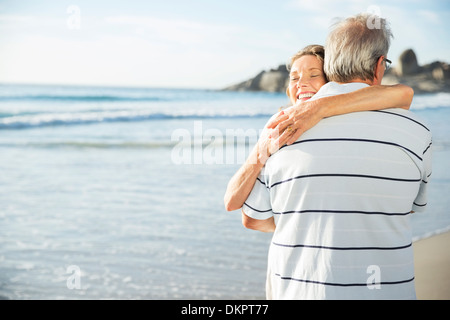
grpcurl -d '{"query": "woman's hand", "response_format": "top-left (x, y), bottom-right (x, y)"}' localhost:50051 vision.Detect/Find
top-left (267, 99), bottom-right (324, 146)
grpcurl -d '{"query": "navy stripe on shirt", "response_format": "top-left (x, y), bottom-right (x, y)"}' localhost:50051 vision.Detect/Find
top-left (272, 209), bottom-right (411, 216)
top-left (283, 138), bottom-right (423, 161)
top-left (372, 110), bottom-right (430, 132)
top-left (274, 273), bottom-right (415, 287)
top-left (243, 202), bottom-right (272, 213)
top-left (269, 173), bottom-right (421, 189)
top-left (413, 202), bottom-right (427, 207)
top-left (272, 241), bottom-right (412, 251)
top-left (423, 142), bottom-right (432, 154)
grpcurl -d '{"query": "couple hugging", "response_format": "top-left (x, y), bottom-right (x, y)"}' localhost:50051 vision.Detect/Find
top-left (225, 13), bottom-right (432, 300)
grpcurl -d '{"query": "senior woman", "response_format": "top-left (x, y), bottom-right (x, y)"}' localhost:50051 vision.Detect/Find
top-left (224, 44), bottom-right (413, 213)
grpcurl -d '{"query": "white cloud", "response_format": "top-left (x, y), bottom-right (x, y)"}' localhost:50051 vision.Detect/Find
top-left (0, 13), bottom-right (64, 29)
top-left (285, 0), bottom-right (382, 33)
top-left (0, 14), bottom-right (33, 23)
top-left (104, 15), bottom-right (239, 46)
top-left (287, 0), bottom-right (372, 15)
top-left (417, 10), bottom-right (441, 25)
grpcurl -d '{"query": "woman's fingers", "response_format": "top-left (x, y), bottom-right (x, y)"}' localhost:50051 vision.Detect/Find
top-left (269, 118), bottom-right (292, 138)
top-left (278, 118), bottom-right (294, 132)
top-left (266, 111), bottom-right (288, 129)
top-left (271, 117), bottom-right (297, 141)
top-left (266, 100), bottom-right (324, 150)
top-left (286, 128), bottom-right (303, 145)
top-left (274, 125), bottom-right (295, 147)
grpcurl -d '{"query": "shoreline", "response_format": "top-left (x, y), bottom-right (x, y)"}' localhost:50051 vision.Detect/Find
top-left (413, 231), bottom-right (450, 300)
top-left (412, 225), bottom-right (450, 243)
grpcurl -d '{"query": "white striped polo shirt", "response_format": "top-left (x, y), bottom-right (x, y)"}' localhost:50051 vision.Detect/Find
top-left (243, 82), bottom-right (432, 300)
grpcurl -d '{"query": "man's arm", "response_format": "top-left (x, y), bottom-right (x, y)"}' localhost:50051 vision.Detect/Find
top-left (267, 84), bottom-right (414, 145)
top-left (241, 210), bottom-right (275, 233)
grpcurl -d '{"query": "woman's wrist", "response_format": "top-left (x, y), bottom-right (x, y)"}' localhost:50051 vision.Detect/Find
top-left (310, 97), bottom-right (331, 119)
top-left (256, 140), bottom-right (270, 166)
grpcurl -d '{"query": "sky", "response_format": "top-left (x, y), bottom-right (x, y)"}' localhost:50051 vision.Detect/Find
top-left (0, 0), bottom-right (449, 89)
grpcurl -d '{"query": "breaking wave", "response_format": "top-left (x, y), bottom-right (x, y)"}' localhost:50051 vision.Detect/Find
top-left (0, 110), bottom-right (271, 130)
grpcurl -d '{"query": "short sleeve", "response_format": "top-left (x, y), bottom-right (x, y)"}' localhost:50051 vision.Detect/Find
top-left (242, 168), bottom-right (273, 220)
top-left (412, 138), bottom-right (432, 212)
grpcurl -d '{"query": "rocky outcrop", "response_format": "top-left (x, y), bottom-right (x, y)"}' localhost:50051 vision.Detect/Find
top-left (224, 49), bottom-right (450, 94)
top-left (224, 65), bottom-right (289, 92)
top-left (383, 51), bottom-right (450, 93)
top-left (397, 49), bottom-right (420, 76)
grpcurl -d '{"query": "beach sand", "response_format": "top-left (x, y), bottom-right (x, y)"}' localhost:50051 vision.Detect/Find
top-left (413, 231), bottom-right (450, 300)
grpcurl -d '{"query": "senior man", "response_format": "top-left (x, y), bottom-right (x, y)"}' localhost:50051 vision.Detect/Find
top-left (242, 13), bottom-right (432, 299)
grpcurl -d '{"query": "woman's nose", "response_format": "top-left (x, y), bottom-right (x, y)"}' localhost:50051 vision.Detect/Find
top-left (296, 77), bottom-right (308, 87)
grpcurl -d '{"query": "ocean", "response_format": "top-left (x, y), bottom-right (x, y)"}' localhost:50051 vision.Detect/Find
top-left (0, 83), bottom-right (449, 299)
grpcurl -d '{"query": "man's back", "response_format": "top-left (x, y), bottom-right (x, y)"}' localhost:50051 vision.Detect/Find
top-left (243, 82), bottom-right (432, 299)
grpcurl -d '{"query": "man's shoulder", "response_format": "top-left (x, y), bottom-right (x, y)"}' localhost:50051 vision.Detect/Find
top-left (326, 108), bottom-right (429, 128)
top-left (373, 107), bottom-right (424, 121)
top-left (358, 108), bottom-right (431, 134)
top-left (297, 107), bottom-right (432, 144)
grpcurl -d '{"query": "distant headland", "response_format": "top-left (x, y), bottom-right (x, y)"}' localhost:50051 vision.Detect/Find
top-left (223, 49), bottom-right (450, 94)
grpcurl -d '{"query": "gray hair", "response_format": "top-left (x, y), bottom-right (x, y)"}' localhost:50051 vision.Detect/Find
top-left (324, 13), bottom-right (393, 83)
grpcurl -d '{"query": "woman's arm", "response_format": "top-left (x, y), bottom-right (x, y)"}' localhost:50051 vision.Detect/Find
top-left (224, 144), bottom-right (265, 211)
top-left (224, 119), bottom-right (280, 211)
top-left (268, 84), bottom-right (414, 145)
top-left (242, 213), bottom-right (275, 233)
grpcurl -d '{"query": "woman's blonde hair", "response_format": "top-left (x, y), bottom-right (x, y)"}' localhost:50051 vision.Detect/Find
top-left (287, 44), bottom-right (325, 72)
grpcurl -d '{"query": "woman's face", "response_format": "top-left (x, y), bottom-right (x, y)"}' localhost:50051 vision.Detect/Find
top-left (287, 55), bottom-right (327, 105)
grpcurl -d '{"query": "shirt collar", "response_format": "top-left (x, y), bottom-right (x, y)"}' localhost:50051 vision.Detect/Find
top-left (310, 81), bottom-right (370, 101)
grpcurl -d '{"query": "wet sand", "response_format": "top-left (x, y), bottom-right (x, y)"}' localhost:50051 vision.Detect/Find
top-left (413, 231), bottom-right (450, 300)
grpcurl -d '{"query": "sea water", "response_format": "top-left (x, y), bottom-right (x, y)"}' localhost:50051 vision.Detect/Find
top-left (0, 84), bottom-right (449, 299)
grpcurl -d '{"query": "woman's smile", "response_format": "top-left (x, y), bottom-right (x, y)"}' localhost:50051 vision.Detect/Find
top-left (296, 91), bottom-right (316, 102)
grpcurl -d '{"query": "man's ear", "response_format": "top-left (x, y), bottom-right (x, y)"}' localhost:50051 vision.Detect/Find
top-left (373, 56), bottom-right (385, 85)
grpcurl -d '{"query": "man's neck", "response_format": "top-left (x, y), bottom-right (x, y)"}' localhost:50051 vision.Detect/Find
top-left (337, 78), bottom-right (374, 86)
